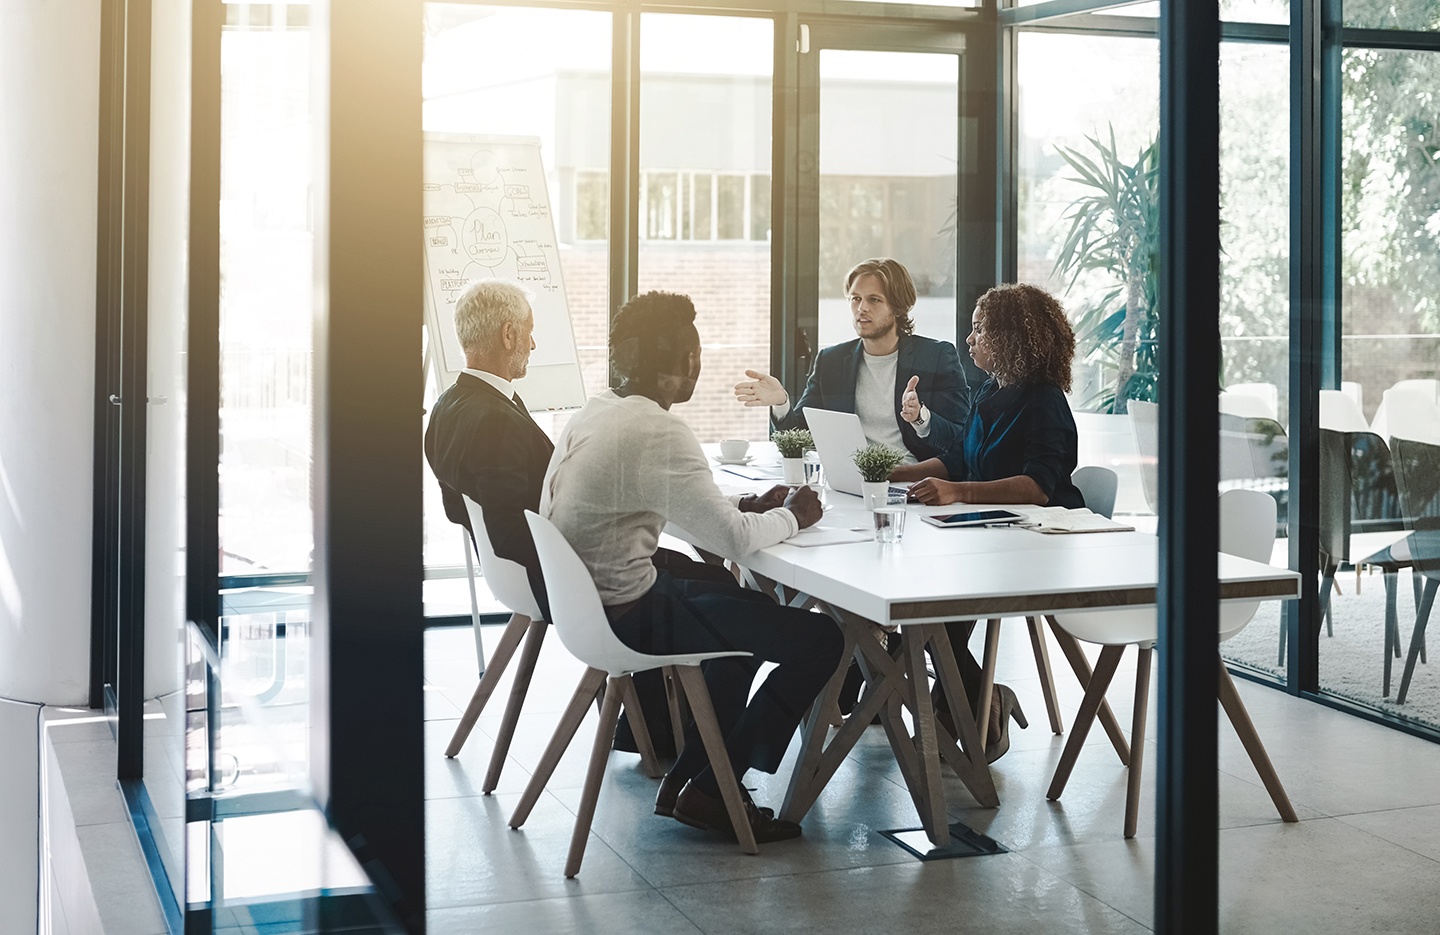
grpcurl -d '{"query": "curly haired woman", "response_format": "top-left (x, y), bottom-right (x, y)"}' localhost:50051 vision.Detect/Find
top-left (893, 282), bottom-right (1085, 511)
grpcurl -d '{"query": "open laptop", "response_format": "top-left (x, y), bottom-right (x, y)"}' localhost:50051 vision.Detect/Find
top-left (804, 408), bottom-right (873, 497)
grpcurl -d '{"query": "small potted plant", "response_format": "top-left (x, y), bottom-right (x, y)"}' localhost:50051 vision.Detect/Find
top-left (852, 443), bottom-right (905, 509)
top-left (771, 428), bottom-right (814, 484)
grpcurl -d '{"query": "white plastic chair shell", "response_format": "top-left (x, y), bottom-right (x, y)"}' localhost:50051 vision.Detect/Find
top-left (525, 512), bottom-right (750, 677)
top-left (1224, 383), bottom-right (1280, 421)
top-left (1319, 389), bottom-right (1370, 433)
top-left (1372, 387), bottom-right (1440, 446)
top-left (1219, 390), bottom-right (1277, 421)
top-left (463, 495), bottom-right (544, 621)
top-left (1127, 400), bottom-right (1160, 515)
top-left (1072, 465), bottom-right (1118, 520)
top-left (1053, 489), bottom-right (1277, 647)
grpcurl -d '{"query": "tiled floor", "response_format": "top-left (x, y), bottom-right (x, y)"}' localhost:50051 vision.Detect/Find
top-left (424, 618), bottom-right (1440, 934)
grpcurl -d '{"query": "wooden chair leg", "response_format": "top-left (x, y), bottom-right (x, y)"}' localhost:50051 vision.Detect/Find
top-left (1027, 616), bottom-right (1064, 735)
top-left (663, 667), bottom-right (687, 757)
top-left (445, 613), bottom-right (530, 758)
top-left (565, 675), bottom-right (625, 878)
top-left (1047, 645), bottom-right (1125, 801)
top-left (616, 673), bottom-right (665, 778)
top-left (1217, 661), bottom-right (1298, 823)
top-left (482, 619), bottom-right (547, 793)
top-left (673, 666), bottom-right (759, 855)
top-left (1047, 618), bottom-right (1130, 766)
top-left (510, 667), bottom-right (607, 830)
top-left (1124, 646), bottom-right (1152, 839)
top-left (976, 619), bottom-right (1001, 750)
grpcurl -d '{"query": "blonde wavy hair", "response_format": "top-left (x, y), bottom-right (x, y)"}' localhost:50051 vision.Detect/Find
top-left (975, 283), bottom-right (1075, 392)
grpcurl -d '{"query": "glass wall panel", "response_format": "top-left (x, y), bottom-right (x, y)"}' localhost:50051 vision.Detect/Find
top-left (1345, 0), bottom-right (1440, 30)
top-left (216, 7), bottom-right (315, 799)
top-left (1214, 41), bottom-right (1293, 677)
top-left (817, 50), bottom-right (960, 349)
top-left (421, 4), bottom-right (611, 599)
top-left (1319, 48), bottom-right (1440, 725)
top-left (1016, 31), bottom-right (1158, 518)
top-left (638, 13), bottom-right (773, 443)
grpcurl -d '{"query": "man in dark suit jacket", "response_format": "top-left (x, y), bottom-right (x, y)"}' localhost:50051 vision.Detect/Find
top-left (734, 257), bottom-right (970, 465)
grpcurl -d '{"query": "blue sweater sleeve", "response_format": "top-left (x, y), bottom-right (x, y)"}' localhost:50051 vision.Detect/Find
top-left (1020, 387), bottom-right (1079, 500)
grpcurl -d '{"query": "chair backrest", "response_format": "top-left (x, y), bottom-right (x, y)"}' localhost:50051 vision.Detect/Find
top-left (1219, 389), bottom-right (1277, 421)
top-left (1341, 381), bottom-right (1364, 415)
top-left (1224, 383), bottom-right (1280, 421)
top-left (1218, 489), bottom-right (1279, 641)
top-left (1071, 466), bottom-right (1118, 519)
top-left (1372, 387), bottom-right (1440, 446)
top-left (524, 511), bottom-right (655, 676)
top-left (462, 495), bottom-right (544, 621)
top-left (1391, 379), bottom-right (1440, 407)
top-left (1321, 390), bottom-right (1370, 433)
top-left (1390, 437), bottom-right (1440, 574)
top-left (1127, 400), bottom-right (1159, 514)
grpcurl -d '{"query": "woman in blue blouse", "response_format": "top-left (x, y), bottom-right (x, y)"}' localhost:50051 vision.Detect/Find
top-left (892, 283), bottom-right (1083, 760)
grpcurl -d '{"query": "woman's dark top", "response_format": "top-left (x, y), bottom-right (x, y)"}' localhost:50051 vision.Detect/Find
top-left (939, 378), bottom-right (1085, 510)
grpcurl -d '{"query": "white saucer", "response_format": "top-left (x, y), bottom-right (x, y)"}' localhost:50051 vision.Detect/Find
top-left (713, 455), bottom-right (755, 465)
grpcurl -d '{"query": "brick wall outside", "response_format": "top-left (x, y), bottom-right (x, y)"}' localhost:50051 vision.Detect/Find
top-left (559, 241), bottom-right (774, 444)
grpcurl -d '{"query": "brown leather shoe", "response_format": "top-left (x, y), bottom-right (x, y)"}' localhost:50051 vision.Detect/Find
top-left (671, 782), bottom-right (800, 843)
top-left (657, 771), bottom-right (773, 819)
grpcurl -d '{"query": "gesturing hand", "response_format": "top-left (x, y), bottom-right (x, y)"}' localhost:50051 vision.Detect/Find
top-left (783, 484), bottom-right (824, 529)
top-left (910, 477), bottom-right (962, 506)
top-left (900, 375), bottom-right (922, 423)
top-left (734, 370), bottom-right (788, 408)
top-left (739, 484), bottom-right (790, 513)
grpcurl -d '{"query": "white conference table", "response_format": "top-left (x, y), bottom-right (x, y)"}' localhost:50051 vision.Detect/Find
top-left (668, 445), bottom-right (1301, 846)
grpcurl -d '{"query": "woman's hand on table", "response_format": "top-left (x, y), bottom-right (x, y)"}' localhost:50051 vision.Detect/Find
top-left (910, 477), bottom-right (964, 506)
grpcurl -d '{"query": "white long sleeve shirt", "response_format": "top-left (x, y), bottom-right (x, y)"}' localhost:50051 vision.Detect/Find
top-left (540, 390), bottom-right (799, 606)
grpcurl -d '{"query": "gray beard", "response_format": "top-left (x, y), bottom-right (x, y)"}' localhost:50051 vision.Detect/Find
top-left (508, 348), bottom-right (529, 381)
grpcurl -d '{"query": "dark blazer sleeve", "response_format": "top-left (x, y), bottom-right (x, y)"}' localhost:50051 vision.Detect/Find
top-left (771, 348), bottom-right (832, 431)
top-left (912, 341), bottom-right (971, 455)
top-left (425, 402), bottom-right (546, 570)
top-left (1019, 387), bottom-right (1079, 503)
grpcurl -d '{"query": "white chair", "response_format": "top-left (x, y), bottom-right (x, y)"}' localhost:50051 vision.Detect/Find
top-left (519, 512), bottom-right (759, 877)
top-left (1046, 489), bottom-right (1299, 838)
top-left (1128, 400), bottom-right (1160, 514)
top-left (1224, 382), bottom-right (1280, 421)
top-left (1221, 388), bottom-right (1278, 420)
top-left (444, 498), bottom-right (549, 785)
top-left (1372, 386), bottom-right (1440, 446)
top-left (1341, 381), bottom-right (1364, 415)
top-left (1072, 465), bottom-right (1118, 520)
top-left (1320, 389), bottom-right (1371, 433)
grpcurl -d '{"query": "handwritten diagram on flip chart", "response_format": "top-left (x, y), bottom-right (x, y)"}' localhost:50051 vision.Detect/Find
top-left (422, 133), bottom-right (586, 411)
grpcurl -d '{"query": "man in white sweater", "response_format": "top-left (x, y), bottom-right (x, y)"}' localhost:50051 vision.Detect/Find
top-left (542, 291), bottom-right (843, 843)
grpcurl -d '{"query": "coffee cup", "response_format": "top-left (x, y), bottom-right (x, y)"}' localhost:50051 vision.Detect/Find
top-left (719, 439), bottom-right (750, 460)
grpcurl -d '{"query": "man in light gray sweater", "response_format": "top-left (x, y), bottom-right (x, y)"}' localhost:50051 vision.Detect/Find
top-left (541, 291), bottom-right (844, 843)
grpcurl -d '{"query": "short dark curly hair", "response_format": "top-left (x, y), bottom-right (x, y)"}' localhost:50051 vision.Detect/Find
top-left (844, 258), bottom-right (916, 337)
top-left (975, 283), bottom-right (1075, 392)
top-left (610, 291), bottom-right (699, 383)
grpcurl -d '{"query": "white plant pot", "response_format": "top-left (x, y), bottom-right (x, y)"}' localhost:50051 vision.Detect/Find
top-left (861, 480), bottom-right (889, 510)
top-left (781, 457), bottom-right (806, 484)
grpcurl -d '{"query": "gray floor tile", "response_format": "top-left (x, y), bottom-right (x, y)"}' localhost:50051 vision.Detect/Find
top-left (1337, 803), bottom-right (1440, 862)
top-left (428, 889), bottom-right (703, 935)
top-left (426, 791), bottom-right (652, 911)
top-left (75, 821), bottom-right (169, 935)
top-left (661, 856), bottom-right (1150, 935)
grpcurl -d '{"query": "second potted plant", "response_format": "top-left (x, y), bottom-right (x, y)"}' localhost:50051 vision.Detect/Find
top-left (771, 428), bottom-right (813, 484)
top-left (852, 443), bottom-right (905, 510)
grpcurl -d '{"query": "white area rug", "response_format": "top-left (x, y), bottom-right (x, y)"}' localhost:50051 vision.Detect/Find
top-left (1224, 567), bottom-right (1440, 731)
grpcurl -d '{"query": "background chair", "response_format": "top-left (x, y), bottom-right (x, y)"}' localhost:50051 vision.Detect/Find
top-left (522, 512), bottom-right (758, 876)
top-left (1371, 386), bottom-right (1440, 447)
top-left (1222, 383), bottom-right (1280, 421)
top-left (1321, 389), bottom-right (1371, 434)
top-left (1072, 465), bottom-right (1118, 520)
top-left (1047, 489), bottom-right (1299, 837)
top-left (1128, 400), bottom-right (1160, 514)
top-left (1342, 380), bottom-right (1365, 415)
top-left (1391, 437), bottom-right (1440, 704)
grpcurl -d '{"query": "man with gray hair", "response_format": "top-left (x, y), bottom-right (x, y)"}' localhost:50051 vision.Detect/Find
top-left (424, 279), bottom-right (548, 573)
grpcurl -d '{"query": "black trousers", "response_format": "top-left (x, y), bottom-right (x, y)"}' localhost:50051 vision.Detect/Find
top-left (609, 570), bottom-right (845, 789)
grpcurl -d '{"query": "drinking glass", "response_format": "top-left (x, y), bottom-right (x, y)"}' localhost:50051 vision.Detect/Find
top-left (873, 507), bottom-right (906, 543)
top-left (803, 450), bottom-right (824, 488)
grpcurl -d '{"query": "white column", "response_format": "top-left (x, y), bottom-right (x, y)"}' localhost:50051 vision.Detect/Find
top-left (0, 2), bottom-right (103, 706)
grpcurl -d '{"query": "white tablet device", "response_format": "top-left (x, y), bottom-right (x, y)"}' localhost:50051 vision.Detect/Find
top-left (920, 509), bottom-right (1026, 528)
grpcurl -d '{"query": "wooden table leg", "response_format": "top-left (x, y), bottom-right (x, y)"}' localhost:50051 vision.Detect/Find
top-left (903, 629), bottom-right (950, 845)
top-left (925, 623), bottom-right (1000, 808)
top-left (1047, 617), bottom-right (1131, 766)
top-left (1047, 645), bottom-right (1125, 801)
top-left (976, 619), bottom-right (1001, 750)
top-left (780, 625), bottom-right (858, 822)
